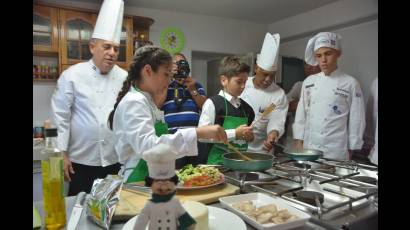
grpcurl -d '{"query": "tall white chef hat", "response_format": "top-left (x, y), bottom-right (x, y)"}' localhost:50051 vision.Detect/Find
top-left (305, 32), bottom-right (342, 65)
top-left (256, 33), bottom-right (280, 72)
top-left (142, 144), bottom-right (178, 179)
top-left (92, 0), bottom-right (124, 44)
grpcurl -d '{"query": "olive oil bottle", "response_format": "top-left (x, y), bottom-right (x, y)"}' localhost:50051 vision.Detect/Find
top-left (41, 126), bottom-right (66, 229)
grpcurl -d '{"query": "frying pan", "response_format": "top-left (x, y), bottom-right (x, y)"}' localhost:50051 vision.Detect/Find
top-left (223, 152), bottom-right (274, 172)
top-left (284, 148), bottom-right (323, 161)
top-left (274, 143), bottom-right (323, 161)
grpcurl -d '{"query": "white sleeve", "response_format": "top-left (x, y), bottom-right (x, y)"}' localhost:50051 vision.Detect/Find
top-left (286, 81), bottom-right (302, 101)
top-left (348, 80), bottom-right (366, 150)
top-left (198, 98), bottom-right (234, 140)
top-left (198, 99), bottom-right (215, 126)
top-left (51, 71), bottom-right (73, 152)
top-left (119, 99), bottom-right (198, 160)
top-left (133, 203), bottom-right (151, 230)
top-left (267, 92), bottom-right (289, 138)
top-left (292, 82), bottom-right (307, 140)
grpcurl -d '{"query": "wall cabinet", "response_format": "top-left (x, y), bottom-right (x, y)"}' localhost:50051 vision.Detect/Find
top-left (33, 5), bottom-right (59, 54)
top-left (33, 3), bottom-right (154, 80)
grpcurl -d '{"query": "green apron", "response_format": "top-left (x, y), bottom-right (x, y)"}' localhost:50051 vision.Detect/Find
top-left (207, 92), bottom-right (248, 165)
top-left (126, 87), bottom-right (169, 183)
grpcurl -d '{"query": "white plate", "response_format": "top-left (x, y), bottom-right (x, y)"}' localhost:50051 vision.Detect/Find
top-left (122, 206), bottom-right (246, 230)
top-left (219, 193), bottom-right (311, 230)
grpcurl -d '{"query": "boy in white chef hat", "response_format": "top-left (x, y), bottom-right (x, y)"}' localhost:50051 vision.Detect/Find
top-left (304, 32), bottom-right (342, 69)
top-left (133, 144), bottom-right (196, 230)
top-left (293, 32), bottom-right (365, 160)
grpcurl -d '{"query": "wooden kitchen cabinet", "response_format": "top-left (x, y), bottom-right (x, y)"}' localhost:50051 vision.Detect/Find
top-left (117, 17), bottom-right (134, 70)
top-left (33, 3), bottom-right (153, 77)
top-left (59, 10), bottom-right (134, 70)
top-left (59, 9), bottom-right (97, 66)
top-left (33, 5), bottom-right (59, 54)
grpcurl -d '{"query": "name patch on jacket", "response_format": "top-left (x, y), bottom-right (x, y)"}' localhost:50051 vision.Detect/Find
top-left (335, 88), bottom-right (349, 98)
top-left (305, 84), bottom-right (315, 89)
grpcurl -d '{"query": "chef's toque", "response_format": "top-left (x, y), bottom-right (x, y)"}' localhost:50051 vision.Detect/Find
top-left (256, 33), bottom-right (280, 72)
top-left (142, 144), bottom-right (178, 179)
top-left (92, 0), bottom-right (124, 44)
top-left (305, 32), bottom-right (342, 65)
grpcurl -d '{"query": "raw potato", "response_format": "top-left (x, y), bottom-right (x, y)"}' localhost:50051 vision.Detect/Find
top-left (272, 216), bottom-right (286, 224)
top-left (232, 200), bottom-right (255, 213)
top-left (258, 204), bottom-right (278, 213)
top-left (232, 200), bottom-right (296, 225)
top-left (246, 208), bottom-right (265, 219)
top-left (256, 212), bottom-right (274, 224)
top-left (278, 209), bottom-right (292, 220)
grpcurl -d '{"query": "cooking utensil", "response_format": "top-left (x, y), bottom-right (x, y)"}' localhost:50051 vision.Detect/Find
top-left (283, 148), bottom-right (323, 161)
top-left (122, 183), bottom-right (152, 195)
top-left (223, 152), bottom-right (274, 171)
top-left (226, 142), bottom-right (253, 161)
top-left (250, 103), bottom-right (276, 128)
top-left (67, 191), bottom-right (86, 230)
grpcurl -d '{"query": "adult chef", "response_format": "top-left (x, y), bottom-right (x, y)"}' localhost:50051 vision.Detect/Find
top-left (51, 0), bottom-right (127, 195)
top-left (293, 32), bottom-right (366, 160)
top-left (241, 33), bottom-right (289, 154)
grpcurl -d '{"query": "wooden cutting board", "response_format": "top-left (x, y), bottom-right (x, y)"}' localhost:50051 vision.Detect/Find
top-left (113, 183), bottom-right (239, 221)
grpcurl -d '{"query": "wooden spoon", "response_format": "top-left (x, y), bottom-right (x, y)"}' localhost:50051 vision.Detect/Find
top-left (250, 103), bottom-right (276, 128)
top-left (226, 142), bottom-right (253, 161)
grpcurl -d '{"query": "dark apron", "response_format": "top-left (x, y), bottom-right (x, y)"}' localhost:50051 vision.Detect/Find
top-left (207, 93), bottom-right (248, 165)
top-left (126, 87), bottom-right (169, 183)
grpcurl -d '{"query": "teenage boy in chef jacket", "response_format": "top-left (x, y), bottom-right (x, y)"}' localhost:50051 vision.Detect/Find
top-left (293, 32), bottom-right (366, 160)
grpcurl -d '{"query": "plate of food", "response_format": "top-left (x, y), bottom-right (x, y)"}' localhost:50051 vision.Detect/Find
top-left (176, 164), bottom-right (225, 190)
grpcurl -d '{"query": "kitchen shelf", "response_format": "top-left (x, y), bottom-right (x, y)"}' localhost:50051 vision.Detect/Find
top-left (33, 78), bottom-right (57, 82)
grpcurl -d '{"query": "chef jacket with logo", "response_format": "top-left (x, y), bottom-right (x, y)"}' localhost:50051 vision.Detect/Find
top-left (292, 69), bottom-right (366, 160)
top-left (113, 87), bottom-right (198, 181)
top-left (51, 60), bottom-right (127, 166)
top-left (241, 77), bottom-right (289, 154)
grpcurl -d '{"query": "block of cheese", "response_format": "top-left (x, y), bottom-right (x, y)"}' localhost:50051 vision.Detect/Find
top-left (182, 201), bottom-right (209, 230)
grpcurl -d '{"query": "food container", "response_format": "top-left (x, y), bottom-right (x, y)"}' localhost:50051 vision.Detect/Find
top-left (219, 192), bottom-right (311, 230)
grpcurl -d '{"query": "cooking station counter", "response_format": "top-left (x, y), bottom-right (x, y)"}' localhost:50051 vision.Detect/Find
top-left (219, 155), bottom-right (378, 229)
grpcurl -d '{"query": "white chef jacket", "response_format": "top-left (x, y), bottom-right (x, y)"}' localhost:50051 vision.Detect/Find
top-left (133, 196), bottom-right (187, 230)
top-left (287, 81), bottom-right (303, 102)
top-left (113, 87), bottom-right (198, 181)
top-left (51, 59), bottom-right (127, 166)
top-left (281, 81), bottom-right (303, 148)
top-left (198, 90), bottom-right (242, 140)
top-left (293, 69), bottom-right (366, 160)
top-left (241, 77), bottom-right (289, 154)
top-left (364, 78), bottom-right (378, 165)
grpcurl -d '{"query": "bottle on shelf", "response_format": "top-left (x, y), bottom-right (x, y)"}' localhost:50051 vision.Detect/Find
top-left (33, 65), bottom-right (38, 79)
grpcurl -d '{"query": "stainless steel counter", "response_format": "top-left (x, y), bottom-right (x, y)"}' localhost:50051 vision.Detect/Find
top-left (34, 196), bottom-right (329, 230)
